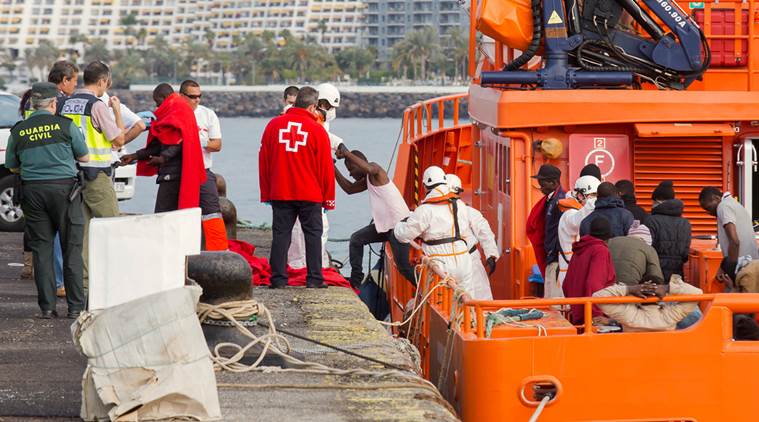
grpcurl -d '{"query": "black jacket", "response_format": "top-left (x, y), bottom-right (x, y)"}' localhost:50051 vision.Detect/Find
top-left (646, 199), bottom-right (691, 283)
top-left (544, 187), bottom-right (566, 265)
top-left (136, 139), bottom-right (182, 183)
top-left (580, 197), bottom-right (634, 238)
top-left (621, 194), bottom-right (649, 224)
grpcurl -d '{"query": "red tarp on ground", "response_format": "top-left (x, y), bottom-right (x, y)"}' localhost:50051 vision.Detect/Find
top-left (228, 239), bottom-right (354, 289)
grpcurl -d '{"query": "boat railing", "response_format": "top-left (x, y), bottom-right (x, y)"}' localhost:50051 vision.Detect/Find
top-left (413, 260), bottom-right (759, 340)
top-left (395, 93), bottom-right (473, 207)
top-left (401, 93), bottom-right (468, 146)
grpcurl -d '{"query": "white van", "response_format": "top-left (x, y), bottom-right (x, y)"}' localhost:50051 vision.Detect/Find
top-left (0, 91), bottom-right (136, 232)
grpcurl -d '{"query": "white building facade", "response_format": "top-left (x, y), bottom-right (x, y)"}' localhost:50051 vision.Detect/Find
top-left (0, 0), bottom-right (365, 57)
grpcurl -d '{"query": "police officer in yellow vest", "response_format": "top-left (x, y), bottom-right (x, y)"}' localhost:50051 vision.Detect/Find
top-left (60, 61), bottom-right (125, 286)
top-left (6, 82), bottom-right (90, 319)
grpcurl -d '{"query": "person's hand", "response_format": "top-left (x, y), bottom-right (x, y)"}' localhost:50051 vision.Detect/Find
top-left (148, 156), bottom-right (165, 166)
top-left (627, 284), bottom-right (648, 298)
top-left (109, 95), bottom-right (121, 110)
top-left (592, 316), bottom-right (612, 326)
top-left (486, 256), bottom-right (497, 276)
top-left (335, 143), bottom-right (348, 159)
top-left (120, 153), bottom-right (137, 165)
top-left (653, 284), bottom-right (669, 299)
top-left (716, 268), bottom-right (735, 291)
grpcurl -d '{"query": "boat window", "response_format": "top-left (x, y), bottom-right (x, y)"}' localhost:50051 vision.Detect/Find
top-left (498, 143), bottom-right (509, 194)
top-left (0, 94), bottom-right (21, 129)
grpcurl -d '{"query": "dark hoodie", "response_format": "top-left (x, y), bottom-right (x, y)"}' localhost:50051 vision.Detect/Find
top-left (579, 197), bottom-right (634, 238)
top-left (646, 199), bottom-right (691, 283)
top-left (563, 235), bottom-right (616, 324)
top-left (620, 194), bottom-right (649, 224)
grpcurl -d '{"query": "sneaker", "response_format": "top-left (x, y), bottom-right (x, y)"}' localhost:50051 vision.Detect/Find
top-left (306, 282), bottom-right (327, 289)
top-left (56, 286), bottom-right (66, 297)
top-left (269, 280), bottom-right (288, 289)
top-left (66, 310), bottom-right (82, 319)
top-left (39, 310), bottom-right (58, 319)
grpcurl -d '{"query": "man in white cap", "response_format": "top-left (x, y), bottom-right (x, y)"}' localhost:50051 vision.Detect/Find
top-left (394, 166), bottom-right (474, 297)
top-left (551, 174), bottom-right (600, 298)
top-left (446, 173), bottom-right (497, 300)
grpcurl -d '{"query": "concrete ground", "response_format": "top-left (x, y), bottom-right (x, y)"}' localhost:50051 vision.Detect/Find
top-left (0, 230), bottom-right (458, 422)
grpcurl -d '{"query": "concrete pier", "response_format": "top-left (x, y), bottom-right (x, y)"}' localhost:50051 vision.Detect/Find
top-left (0, 230), bottom-right (458, 421)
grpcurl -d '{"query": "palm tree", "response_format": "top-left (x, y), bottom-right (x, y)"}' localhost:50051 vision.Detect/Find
top-left (317, 20), bottom-right (328, 44)
top-left (136, 28), bottom-right (148, 48)
top-left (391, 39), bottom-right (413, 80)
top-left (335, 47), bottom-right (376, 80)
top-left (119, 12), bottom-right (138, 45)
top-left (403, 27), bottom-right (440, 81)
top-left (25, 40), bottom-right (60, 81)
top-left (446, 27), bottom-right (469, 81)
top-left (84, 38), bottom-right (111, 63)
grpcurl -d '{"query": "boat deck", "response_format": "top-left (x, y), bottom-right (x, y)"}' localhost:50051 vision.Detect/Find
top-left (0, 230), bottom-right (458, 422)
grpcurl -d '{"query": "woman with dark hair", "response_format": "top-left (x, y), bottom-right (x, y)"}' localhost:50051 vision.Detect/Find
top-left (647, 180), bottom-right (691, 283)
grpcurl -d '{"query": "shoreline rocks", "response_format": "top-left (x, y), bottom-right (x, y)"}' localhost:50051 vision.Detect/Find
top-left (112, 89), bottom-right (469, 119)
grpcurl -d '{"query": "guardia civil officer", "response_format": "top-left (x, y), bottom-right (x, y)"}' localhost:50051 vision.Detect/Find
top-left (6, 82), bottom-right (89, 319)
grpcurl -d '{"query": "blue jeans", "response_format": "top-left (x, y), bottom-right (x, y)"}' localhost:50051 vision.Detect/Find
top-left (677, 308), bottom-right (703, 330)
top-left (54, 232), bottom-right (63, 289)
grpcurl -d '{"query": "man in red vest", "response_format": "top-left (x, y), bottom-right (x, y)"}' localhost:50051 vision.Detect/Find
top-left (259, 86), bottom-right (335, 288)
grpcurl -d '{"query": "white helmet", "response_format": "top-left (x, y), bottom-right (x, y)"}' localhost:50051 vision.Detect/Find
top-left (574, 175), bottom-right (601, 195)
top-left (316, 83), bottom-right (340, 108)
top-left (423, 166), bottom-right (447, 188)
top-left (446, 174), bottom-right (463, 193)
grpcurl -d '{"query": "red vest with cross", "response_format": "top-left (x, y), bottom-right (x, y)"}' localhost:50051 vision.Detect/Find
top-left (258, 107), bottom-right (336, 209)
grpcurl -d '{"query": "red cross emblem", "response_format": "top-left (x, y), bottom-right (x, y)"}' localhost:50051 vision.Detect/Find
top-left (278, 121), bottom-right (308, 152)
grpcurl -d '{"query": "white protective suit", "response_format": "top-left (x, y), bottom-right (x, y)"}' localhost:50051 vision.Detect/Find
top-left (461, 205), bottom-right (498, 300)
top-left (287, 127), bottom-right (344, 269)
top-left (394, 186), bottom-right (474, 297)
top-left (549, 197), bottom-right (597, 298)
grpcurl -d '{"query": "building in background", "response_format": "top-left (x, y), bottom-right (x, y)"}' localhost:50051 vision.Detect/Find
top-left (0, 0), bottom-right (365, 58)
top-left (363, 0), bottom-right (467, 62)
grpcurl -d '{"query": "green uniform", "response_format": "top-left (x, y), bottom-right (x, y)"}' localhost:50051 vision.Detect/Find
top-left (6, 110), bottom-right (88, 313)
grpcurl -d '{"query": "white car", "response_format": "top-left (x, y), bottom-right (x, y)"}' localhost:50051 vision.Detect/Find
top-left (0, 91), bottom-right (23, 231)
top-left (0, 91), bottom-right (136, 232)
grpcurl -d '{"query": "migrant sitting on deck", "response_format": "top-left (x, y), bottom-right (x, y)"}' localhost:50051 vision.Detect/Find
top-left (699, 186), bottom-right (759, 290)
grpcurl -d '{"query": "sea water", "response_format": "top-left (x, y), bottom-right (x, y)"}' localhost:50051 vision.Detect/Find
top-left (120, 117), bottom-right (404, 263)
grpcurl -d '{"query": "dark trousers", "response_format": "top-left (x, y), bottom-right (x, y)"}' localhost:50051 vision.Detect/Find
top-left (270, 201), bottom-right (324, 286)
top-left (21, 182), bottom-right (85, 312)
top-left (199, 169), bottom-right (221, 216)
top-left (154, 180), bottom-right (181, 213)
top-left (349, 223), bottom-right (415, 286)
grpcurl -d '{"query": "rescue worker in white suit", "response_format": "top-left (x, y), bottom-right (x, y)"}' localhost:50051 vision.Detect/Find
top-left (446, 174), bottom-right (498, 300)
top-left (548, 175), bottom-right (601, 298)
top-left (394, 166), bottom-right (475, 297)
top-left (288, 83), bottom-right (344, 269)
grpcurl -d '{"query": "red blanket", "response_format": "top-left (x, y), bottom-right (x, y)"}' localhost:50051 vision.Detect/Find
top-left (228, 240), bottom-right (353, 289)
top-left (526, 195), bottom-right (548, 276)
top-left (137, 93), bottom-right (206, 209)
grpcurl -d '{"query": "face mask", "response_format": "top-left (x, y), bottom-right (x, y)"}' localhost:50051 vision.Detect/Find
top-left (323, 107), bottom-right (336, 122)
